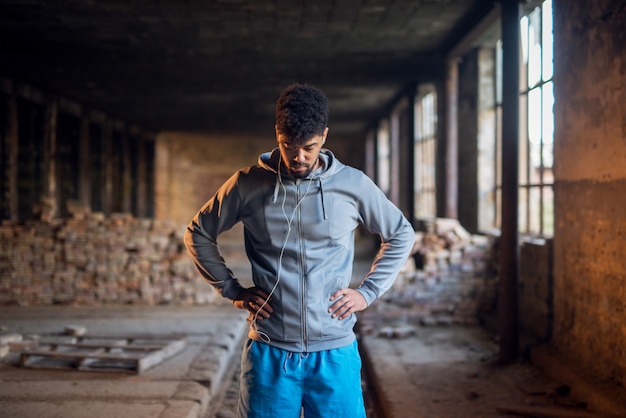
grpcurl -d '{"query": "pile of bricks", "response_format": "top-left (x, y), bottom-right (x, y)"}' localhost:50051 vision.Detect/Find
top-left (0, 208), bottom-right (215, 306)
top-left (361, 218), bottom-right (499, 335)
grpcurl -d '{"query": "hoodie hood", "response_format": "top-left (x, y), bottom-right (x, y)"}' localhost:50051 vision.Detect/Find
top-left (258, 148), bottom-right (343, 180)
top-left (259, 148), bottom-right (343, 221)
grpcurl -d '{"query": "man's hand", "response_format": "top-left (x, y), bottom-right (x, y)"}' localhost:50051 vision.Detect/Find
top-left (233, 287), bottom-right (274, 319)
top-left (328, 288), bottom-right (367, 320)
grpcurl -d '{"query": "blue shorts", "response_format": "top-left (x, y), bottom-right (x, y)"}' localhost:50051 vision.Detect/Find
top-left (237, 339), bottom-right (366, 418)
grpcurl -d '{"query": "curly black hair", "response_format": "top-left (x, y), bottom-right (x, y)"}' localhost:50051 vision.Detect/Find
top-left (275, 83), bottom-right (329, 143)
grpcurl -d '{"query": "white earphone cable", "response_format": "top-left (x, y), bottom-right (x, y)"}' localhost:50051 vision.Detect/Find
top-left (250, 160), bottom-right (314, 343)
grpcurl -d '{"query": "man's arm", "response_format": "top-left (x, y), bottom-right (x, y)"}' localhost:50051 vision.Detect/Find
top-left (184, 172), bottom-right (246, 300)
top-left (354, 175), bottom-right (415, 306)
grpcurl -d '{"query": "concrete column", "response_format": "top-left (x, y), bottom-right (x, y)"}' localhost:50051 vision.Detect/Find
top-left (121, 128), bottom-right (132, 213)
top-left (406, 92), bottom-right (416, 225)
top-left (390, 106), bottom-right (400, 206)
top-left (498, 0), bottom-right (520, 363)
top-left (457, 50), bottom-right (479, 232)
top-left (135, 134), bottom-right (147, 218)
top-left (103, 120), bottom-right (113, 216)
top-left (44, 100), bottom-right (59, 219)
top-left (7, 94), bottom-right (18, 221)
top-left (78, 116), bottom-right (91, 207)
top-left (445, 59), bottom-right (459, 219)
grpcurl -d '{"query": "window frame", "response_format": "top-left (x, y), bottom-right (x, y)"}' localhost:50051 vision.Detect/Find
top-left (413, 85), bottom-right (438, 220)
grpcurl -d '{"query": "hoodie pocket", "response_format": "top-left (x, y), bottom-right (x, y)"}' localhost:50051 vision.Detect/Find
top-left (303, 273), bottom-right (356, 340)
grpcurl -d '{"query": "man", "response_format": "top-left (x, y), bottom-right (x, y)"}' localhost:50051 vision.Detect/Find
top-left (184, 83), bottom-right (414, 418)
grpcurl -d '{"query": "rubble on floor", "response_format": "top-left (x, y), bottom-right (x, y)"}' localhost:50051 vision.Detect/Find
top-left (360, 218), bottom-right (499, 337)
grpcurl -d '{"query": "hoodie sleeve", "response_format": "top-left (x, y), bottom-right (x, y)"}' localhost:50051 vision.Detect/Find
top-left (356, 174), bottom-right (415, 306)
top-left (184, 171), bottom-right (246, 300)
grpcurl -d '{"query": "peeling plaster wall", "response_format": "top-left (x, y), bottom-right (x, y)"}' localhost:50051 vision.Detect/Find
top-left (154, 131), bottom-right (362, 228)
top-left (154, 131), bottom-right (274, 229)
top-left (552, 0), bottom-right (626, 384)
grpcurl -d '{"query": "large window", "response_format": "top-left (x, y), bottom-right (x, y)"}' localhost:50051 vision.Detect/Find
top-left (519, 0), bottom-right (554, 236)
top-left (414, 86), bottom-right (437, 219)
top-left (481, 0), bottom-right (554, 236)
top-left (376, 119), bottom-right (391, 196)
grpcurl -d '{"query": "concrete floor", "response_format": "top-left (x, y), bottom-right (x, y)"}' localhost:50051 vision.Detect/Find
top-left (210, 322), bottom-right (626, 418)
top-left (3, 304), bottom-right (624, 418)
top-left (2, 248), bottom-right (626, 418)
top-left (0, 304), bottom-right (248, 418)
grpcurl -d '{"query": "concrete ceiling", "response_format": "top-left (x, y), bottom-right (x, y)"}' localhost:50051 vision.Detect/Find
top-left (0, 0), bottom-right (496, 138)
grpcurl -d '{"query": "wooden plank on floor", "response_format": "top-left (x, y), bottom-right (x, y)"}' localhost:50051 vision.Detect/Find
top-left (39, 341), bottom-right (169, 351)
top-left (20, 334), bottom-right (186, 373)
top-left (136, 338), bottom-right (187, 372)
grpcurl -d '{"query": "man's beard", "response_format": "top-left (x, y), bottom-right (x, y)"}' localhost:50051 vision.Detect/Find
top-left (288, 163), bottom-right (313, 178)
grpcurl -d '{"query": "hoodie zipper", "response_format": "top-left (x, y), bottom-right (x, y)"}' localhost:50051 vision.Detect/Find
top-left (295, 178), bottom-right (308, 352)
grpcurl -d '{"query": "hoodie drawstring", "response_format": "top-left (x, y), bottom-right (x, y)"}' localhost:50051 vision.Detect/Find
top-left (272, 159), bottom-right (282, 203)
top-left (319, 177), bottom-right (328, 221)
top-left (272, 172), bottom-right (328, 222)
top-left (272, 175), bottom-right (280, 203)
top-left (272, 161), bottom-right (328, 221)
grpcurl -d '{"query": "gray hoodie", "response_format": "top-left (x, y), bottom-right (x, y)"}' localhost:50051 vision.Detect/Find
top-left (185, 148), bottom-right (414, 352)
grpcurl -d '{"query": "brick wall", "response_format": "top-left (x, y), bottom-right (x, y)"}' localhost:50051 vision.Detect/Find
top-left (0, 209), bottom-right (214, 306)
top-left (0, 129), bottom-right (370, 307)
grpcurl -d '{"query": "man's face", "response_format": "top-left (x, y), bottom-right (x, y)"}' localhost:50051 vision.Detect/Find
top-left (276, 127), bottom-right (328, 178)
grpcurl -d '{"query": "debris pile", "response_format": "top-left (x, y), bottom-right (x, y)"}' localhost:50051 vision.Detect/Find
top-left (361, 218), bottom-right (499, 336)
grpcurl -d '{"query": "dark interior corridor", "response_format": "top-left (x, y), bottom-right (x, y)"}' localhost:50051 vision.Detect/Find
top-left (2, 1), bottom-right (626, 417)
